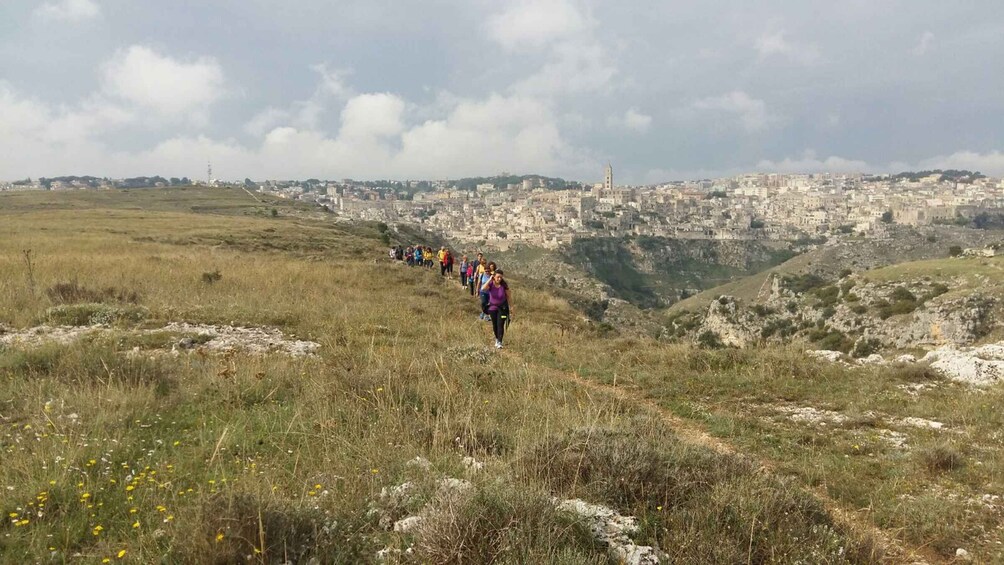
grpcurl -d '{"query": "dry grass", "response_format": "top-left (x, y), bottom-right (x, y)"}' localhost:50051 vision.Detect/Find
top-left (0, 188), bottom-right (993, 563)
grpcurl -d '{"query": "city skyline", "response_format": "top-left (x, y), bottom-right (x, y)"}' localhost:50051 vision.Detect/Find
top-left (1, 1), bottom-right (1003, 182)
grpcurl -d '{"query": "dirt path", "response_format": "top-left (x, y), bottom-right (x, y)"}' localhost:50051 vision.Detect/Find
top-left (528, 361), bottom-right (943, 565)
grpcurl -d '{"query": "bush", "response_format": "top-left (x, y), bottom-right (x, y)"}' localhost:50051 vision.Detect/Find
top-left (46, 280), bottom-right (140, 305)
top-left (202, 270), bottom-right (223, 284)
top-left (410, 481), bottom-right (603, 564)
top-left (45, 303), bottom-right (149, 326)
top-left (878, 300), bottom-right (919, 319)
top-left (523, 428), bottom-right (864, 564)
top-left (0, 342), bottom-right (173, 392)
top-left (890, 287), bottom-right (916, 302)
top-left (918, 443), bottom-right (965, 473)
top-left (948, 245), bottom-right (963, 257)
top-left (783, 274), bottom-right (829, 293)
top-left (851, 338), bottom-right (882, 358)
top-left (697, 330), bottom-right (724, 349)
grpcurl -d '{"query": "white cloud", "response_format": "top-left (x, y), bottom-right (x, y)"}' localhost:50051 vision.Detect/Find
top-left (912, 31), bottom-right (935, 55)
top-left (34, 0), bottom-right (100, 21)
top-left (693, 91), bottom-right (773, 131)
top-left (917, 150), bottom-right (1004, 176)
top-left (754, 31), bottom-right (820, 65)
top-left (245, 65), bottom-right (353, 135)
top-left (486, 0), bottom-right (616, 97)
top-left (608, 108), bottom-right (652, 132)
top-left (485, 0), bottom-right (592, 51)
top-left (756, 151), bottom-right (869, 174)
top-left (102, 46), bottom-right (225, 122)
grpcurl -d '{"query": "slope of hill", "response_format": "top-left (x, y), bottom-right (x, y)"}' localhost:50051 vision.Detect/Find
top-left (1, 188), bottom-right (1002, 563)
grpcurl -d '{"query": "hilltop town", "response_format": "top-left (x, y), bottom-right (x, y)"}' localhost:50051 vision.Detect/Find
top-left (6, 167), bottom-right (1004, 251)
top-left (273, 167), bottom-right (1004, 249)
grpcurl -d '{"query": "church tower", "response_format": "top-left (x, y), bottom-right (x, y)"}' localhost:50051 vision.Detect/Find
top-left (603, 163), bottom-right (613, 191)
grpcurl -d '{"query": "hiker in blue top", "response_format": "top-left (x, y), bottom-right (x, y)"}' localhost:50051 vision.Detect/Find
top-left (413, 246), bottom-right (423, 267)
top-left (478, 261), bottom-right (496, 321)
top-left (459, 255), bottom-right (469, 288)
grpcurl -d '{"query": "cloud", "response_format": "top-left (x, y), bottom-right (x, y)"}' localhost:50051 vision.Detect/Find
top-left (753, 149), bottom-right (1004, 177)
top-left (485, 0), bottom-right (592, 51)
top-left (693, 91), bottom-right (773, 131)
top-left (34, 0), bottom-right (100, 21)
top-left (487, 0), bottom-right (616, 97)
top-left (244, 65), bottom-right (352, 135)
top-left (917, 150), bottom-right (1004, 176)
top-left (102, 45), bottom-right (225, 122)
top-left (608, 108), bottom-right (652, 132)
top-left (912, 31), bottom-right (935, 55)
top-left (755, 150), bottom-right (870, 174)
top-left (754, 30), bottom-right (820, 65)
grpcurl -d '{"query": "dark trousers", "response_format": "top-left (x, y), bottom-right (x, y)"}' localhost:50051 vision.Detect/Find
top-left (441, 263), bottom-right (447, 276)
top-left (489, 304), bottom-right (508, 342)
top-left (460, 272), bottom-right (467, 286)
top-left (469, 278), bottom-right (476, 296)
top-left (480, 291), bottom-right (489, 313)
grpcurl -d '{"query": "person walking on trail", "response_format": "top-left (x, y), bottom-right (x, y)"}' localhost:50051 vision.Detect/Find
top-left (413, 246), bottom-right (423, 267)
top-left (466, 260), bottom-right (476, 296)
top-left (481, 269), bottom-right (512, 349)
top-left (478, 261), bottom-right (496, 321)
top-left (438, 247), bottom-right (448, 276)
top-left (445, 249), bottom-right (454, 276)
top-left (459, 255), bottom-right (469, 288)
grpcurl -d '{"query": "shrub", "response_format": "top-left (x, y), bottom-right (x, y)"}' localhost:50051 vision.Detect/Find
top-left (851, 338), bottom-right (882, 358)
top-left (46, 280), bottom-right (140, 305)
top-left (202, 270), bottom-right (223, 284)
top-left (45, 303), bottom-right (149, 326)
top-left (410, 481), bottom-right (603, 564)
top-left (783, 274), bottom-right (829, 293)
top-left (918, 443), bottom-right (965, 473)
top-left (523, 428), bottom-right (864, 564)
top-left (850, 304), bottom-right (868, 315)
top-left (878, 300), bottom-right (919, 319)
top-left (697, 330), bottom-right (724, 349)
top-left (948, 245), bottom-right (963, 257)
top-left (890, 287), bottom-right (916, 302)
top-left (812, 285), bottom-right (840, 307)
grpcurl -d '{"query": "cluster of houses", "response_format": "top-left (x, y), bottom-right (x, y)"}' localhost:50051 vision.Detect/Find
top-left (278, 170), bottom-right (1004, 250)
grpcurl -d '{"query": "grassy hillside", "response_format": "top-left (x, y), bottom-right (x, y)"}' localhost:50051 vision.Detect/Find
top-left (1, 188), bottom-right (1000, 563)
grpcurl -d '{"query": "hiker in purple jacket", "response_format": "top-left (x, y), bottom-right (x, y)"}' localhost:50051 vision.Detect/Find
top-left (481, 269), bottom-right (512, 349)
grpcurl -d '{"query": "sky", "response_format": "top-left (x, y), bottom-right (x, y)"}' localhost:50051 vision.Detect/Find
top-left (1, 0), bottom-right (1003, 183)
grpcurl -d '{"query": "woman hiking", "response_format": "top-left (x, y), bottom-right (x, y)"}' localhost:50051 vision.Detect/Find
top-left (481, 269), bottom-right (512, 349)
top-left (478, 261), bottom-right (496, 321)
top-left (459, 255), bottom-right (469, 288)
top-left (466, 260), bottom-right (476, 296)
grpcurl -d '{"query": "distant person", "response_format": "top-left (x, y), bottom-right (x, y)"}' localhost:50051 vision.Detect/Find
top-left (481, 269), bottom-right (512, 349)
top-left (439, 247), bottom-right (448, 276)
top-left (445, 249), bottom-right (454, 276)
top-left (466, 260), bottom-right (476, 296)
top-left (405, 246), bottom-right (414, 266)
top-left (388, 247), bottom-right (396, 261)
top-left (395, 246), bottom-right (404, 261)
top-left (459, 255), bottom-right (469, 287)
top-left (414, 246), bottom-right (423, 267)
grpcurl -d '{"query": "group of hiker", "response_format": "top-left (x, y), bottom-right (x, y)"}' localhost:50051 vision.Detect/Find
top-left (388, 246), bottom-right (512, 349)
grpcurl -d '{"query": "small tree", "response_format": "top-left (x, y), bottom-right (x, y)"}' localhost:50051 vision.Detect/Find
top-left (880, 211), bottom-right (894, 224)
top-left (949, 245), bottom-right (963, 257)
